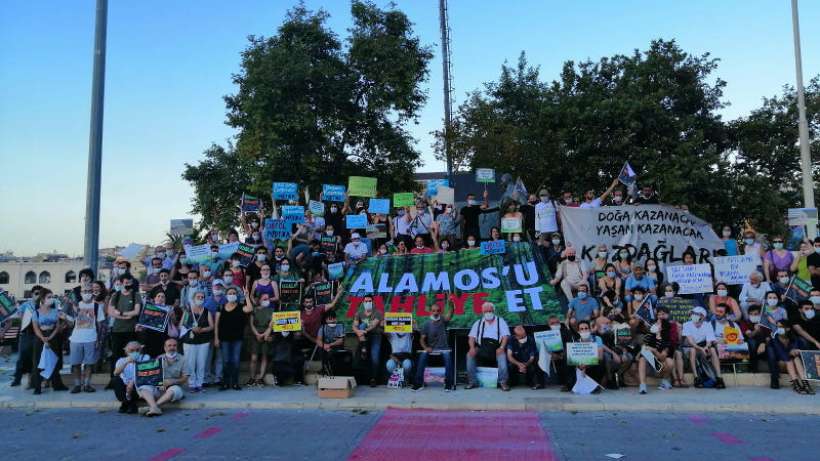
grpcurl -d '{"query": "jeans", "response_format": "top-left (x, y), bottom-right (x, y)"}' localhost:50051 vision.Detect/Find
top-left (360, 334), bottom-right (382, 381)
top-left (415, 350), bottom-right (454, 387)
top-left (466, 351), bottom-right (509, 385)
top-left (386, 357), bottom-right (413, 382)
top-left (207, 343), bottom-right (223, 384)
top-left (13, 330), bottom-right (34, 383)
top-left (184, 342), bottom-right (210, 388)
top-left (220, 340), bottom-right (243, 387)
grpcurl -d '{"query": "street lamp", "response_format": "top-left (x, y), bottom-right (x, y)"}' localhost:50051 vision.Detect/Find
top-left (791, 0), bottom-right (816, 239)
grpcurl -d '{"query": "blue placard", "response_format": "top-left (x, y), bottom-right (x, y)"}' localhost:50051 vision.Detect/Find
top-left (346, 214), bottom-right (368, 229)
top-left (272, 182), bottom-right (298, 201)
top-left (281, 205), bottom-right (304, 217)
top-left (322, 184), bottom-right (346, 202)
top-left (368, 198), bottom-right (390, 215)
top-left (327, 262), bottom-right (345, 281)
top-left (264, 218), bottom-right (291, 241)
top-left (480, 240), bottom-right (506, 255)
top-left (426, 179), bottom-right (449, 198)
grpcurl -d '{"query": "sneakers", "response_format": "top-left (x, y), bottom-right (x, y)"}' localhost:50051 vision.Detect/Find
top-left (83, 385), bottom-right (96, 393)
top-left (694, 377), bottom-right (704, 388)
top-left (464, 383), bottom-right (477, 390)
top-left (70, 385), bottom-right (82, 394)
top-left (411, 383), bottom-right (422, 391)
top-left (658, 379), bottom-right (672, 390)
top-left (639, 384), bottom-right (647, 395)
top-left (715, 377), bottom-right (726, 389)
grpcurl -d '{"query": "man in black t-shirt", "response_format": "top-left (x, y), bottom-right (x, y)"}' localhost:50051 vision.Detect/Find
top-left (459, 190), bottom-right (497, 241)
top-left (794, 300), bottom-right (820, 350)
top-left (807, 237), bottom-right (820, 290)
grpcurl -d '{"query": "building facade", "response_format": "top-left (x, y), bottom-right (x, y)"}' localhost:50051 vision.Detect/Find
top-left (0, 259), bottom-right (86, 299)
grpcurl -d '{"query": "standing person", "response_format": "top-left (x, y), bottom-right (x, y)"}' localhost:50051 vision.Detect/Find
top-left (250, 264), bottom-right (278, 307)
top-left (434, 203), bottom-right (459, 242)
top-left (353, 296), bottom-right (384, 387)
top-left (767, 320), bottom-right (815, 394)
top-left (148, 269), bottom-right (180, 309)
top-left (67, 287), bottom-right (106, 393)
top-left (459, 190), bottom-right (497, 242)
top-left (31, 289), bottom-right (68, 394)
top-left (534, 189), bottom-right (559, 237)
top-left (180, 290), bottom-right (213, 393)
top-left (506, 324), bottom-right (541, 389)
top-left (567, 283), bottom-right (600, 330)
top-left (466, 302), bottom-right (511, 391)
top-left (247, 291), bottom-right (274, 387)
top-left (213, 287), bottom-right (253, 390)
top-left (413, 303), bottom-right (455, 391)
top-left (579, 179), bottom-right (618, 208)
top-left (107, 275), bottom-right (142, 382)
top-left (632, 184), bottom-right (659, 204)
top-left (112, 341), bottom-right (150, 414)
top-left (720, 226), bottom-right (739, 256)
top-left (10, 285), bottom-right (43, 387)
top-left (70, 268), bottom-right (96, 303)
top-left (519, 194), bottom-right (537, 238)
top-left (795, 241), bottom-right (813, 283)
top-left (245, 247), bottom-right (270, 291)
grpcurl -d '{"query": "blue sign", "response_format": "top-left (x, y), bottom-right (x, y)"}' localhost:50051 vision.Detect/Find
top-left (272, 182), bottom-right (298, 201)
top-left (480, 240), bottom-right (506, 255)
top-left (426, 179), bottom-right (449, 198)
top-left (322, 184), bottom-right (346, 202)
top-left (346, 214), bottom-right (368, 230)
top-left (368, 198), bottom-right (390, 215)
top-left (264, 218), bottom-right (291, 241)
top-left (281, 205), bottom-right (304, 217)
top-left (328, 262), bottom-right (345, 281)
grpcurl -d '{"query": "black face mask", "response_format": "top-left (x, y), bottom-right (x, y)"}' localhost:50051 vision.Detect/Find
top-left (567, 255), bottom-right (576, 262)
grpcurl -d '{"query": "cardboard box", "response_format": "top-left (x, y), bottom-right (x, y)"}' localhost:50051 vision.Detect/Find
top-left (317, 376), bottom-right (356, 399)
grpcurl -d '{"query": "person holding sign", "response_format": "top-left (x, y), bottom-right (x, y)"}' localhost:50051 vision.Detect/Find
top-left (385, 325), bottom-right (413, 386)
top-left (66, 286), bottom-right (106, 394)
top-left (214, 287), bottom-right (253, 391)
top-left (317, 310), bottom-right (350, 377)
top-left (767, 320), bottom-right (815, 394)
top-left (413, 303), bottom-right (455, 391)
top-left (112, 341), bottom-right (150, 414)
top-left (681, 306), bottom-right (725, 389)
top-left (466, 302), bottom-right (511, 391)
top-left (180, 290), bottom-right (213, 393)
top-left (353, 295), bottom-right (384, 387)
top-left (566, 321), bottom-right (606, 392)
top-left (137, 291), bottom-right (173, 358)
top-left (138, 338), bottom-right (189, 417)
top-left (534, 189), bottom-right (559, 236)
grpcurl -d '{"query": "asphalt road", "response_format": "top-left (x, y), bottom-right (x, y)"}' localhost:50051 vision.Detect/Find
top-left (1, 408), bottom-right (817, 461)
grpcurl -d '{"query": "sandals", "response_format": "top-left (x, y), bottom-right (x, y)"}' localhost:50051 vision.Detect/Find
top-left (800, 379), bottom-right (816, 395)
top-left (673, 379), bottom-right (689, 388)
top-left (792, 380), bottom-right (807, 395)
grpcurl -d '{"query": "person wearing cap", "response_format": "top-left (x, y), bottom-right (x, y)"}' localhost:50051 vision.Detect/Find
top-left (466, 302), bottom-right (511, 391)
top-left (534, 189), bottom-right (559, 237)
top-left (681, 306), bottom-right (725, 388)
top-left (343, 232), bottom-right (369, 266)
top-left (550, 247), bottom-right (588, 308)
top-left (506, 324), bottom-right (542, 389)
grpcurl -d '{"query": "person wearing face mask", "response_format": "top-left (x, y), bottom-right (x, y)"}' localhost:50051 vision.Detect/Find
top-left (300, 289), bottom-right (343, 349)
top-left (408, 201), bottom-right (433, 239)
top-left (250, 264), bottom-right (278, 306)
top-left (739, 305), bottom-right (767, 373)
top-left (112, 341), bottom-right (150, 413)
top-left (505, 324), bottom-right (542, 390)
top-left (198, 264), bottom-right (215, 296)
top-left (794, 241), bottom-right (813, 282)
top-left (589, 245), bottom-right (609, 284)
top-left (792, 299), bottom-right (820, 351)
top-left (597, 264), bottom-right (622, 309)
top-left (410, 235), bottom-right (434, 255)
top-left (767, 320), bottom-right (815, 394)
top-left (70, 268), bottom-right (96, 304)
top-left (434, 202), bottom-right (460, 241)
top-left (567, 283), bottom-right (599, 331)
top-left (214, 287), bottom-right (253, 391)
top-left (579, 179), bottom-right (619, 209)
top-left (607, 188), bottom-right (626, 207)
top-left (566, 320), bottom-right (606, 392)
top-left (180, 290), bottom-right (214, 393)
top-left (353, 296), bottom-right (384, 387)
top-left (625, 265), bottom-right (656, 303)
top-left (138, 338), bottom-right (189, 416)
top-left (534, 189), bottom-right (559, 237)
top-left (203, 280), bottom-right (229, 387)
top-left (317, 310), bottom-right (352, 376)
top-left (708, 282), bottom-right (741, 320)
top-left (560, 191), bottom-right (578, 208)
top-left (463, 234), bottom-right (479, 251)
top-left (31, 288), bottom-right (69, 394)
top-left (720, 226), bottom-right (739, 256)
top-left (466, 302), bottom-right (511, 391)
top-left (246, 292), bottom-right (274, 387)
top-left (413, 303), bottom-right (455, 391)
top-left (137, 291), bottom-right (175, 358)
top-left (107, 275), bottom-right (142, 385)
top-left (148, 269), bottom-right (181, 310)
top-left (10, 285), bottom-right (43, 388)
top-left (145, 257), bottom-right (165, 286)
top-left (738, 271), bottom-right (772, 318)
top-left (241, 210), bottom-right (263, 245)
top-left (544, 316), bottom-right (573, 390)
top-left (245, 247), bottom-right (269, 289)
top-left (632, 184), bottom-right (659, 205)
top-left (762, 235), bottom-right (795, 283)
top-left (344, 233), bottom-right (369, 266)
top-left (770, 270), bottom-right (792, 298)
top-left (761, 291), bottom-right (789, 326)
top-left (385, 326), bottom-right (414, 387)
top-left (319, 225), bottom-right (341, 261)
top-left (637, 307), bottom-right (675, 394)
top-left (644, 258), bottom-right (664, 286)
top-left (459, 190), bottom-right (497, 242)
top-left (550, 247), bottom-right (589, 312)
top-left (67, 288), bottom-right (106, 393)
top-left (807, 237), bottom-right (820, 289)
top-left (681, 306), bottom-right (725, 389)
top-left (501, 201), bottom-right (524, 239)
top-left (516, 194), bottom-right (537, 238)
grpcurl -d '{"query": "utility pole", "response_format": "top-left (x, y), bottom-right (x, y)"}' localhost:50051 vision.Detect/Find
top-left (439, 0), bottom-right (454, 185)
top-left (791, 0), bottom-right (816, 238)
top-left (84, 0), bottom-right (108, 272)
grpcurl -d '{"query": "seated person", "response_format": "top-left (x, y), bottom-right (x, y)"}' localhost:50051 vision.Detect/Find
top-left (270, 329), bottom-right (305, 386)
top-left (598, 264), bottom-right (622, 310)
top-left (137, 338), bottom-right (188, 417)
top-left (385, 330), bottom-right (413, 385)
top-left (626, 286), bottom-right (654, 329)
top-left (544, 315), bottom-right (573, 391)
top-left (637, 313), bottom-right (675, 394)
top-left (506, 324), bottom-right (542, 389)
top-left (565, 320), bottom-right (607, 392)
top-left (738, 271), bottom-right (771, 318)
top-left (550, 247), bottom-right (588, 303)
top-left (567, 283), bottom-right (599, 330)
top-left (414, 303), bottom-right (455, 391)
top-left (740, 304), bottom-right (767, 372)
top-left (708, 282), bottom-right (742, 320)
top-left (624, 265), bottom-right (656, 303)
top-left (771, 269), bottom-right (792, 298)
top-left (316, 310), bottom-right (350, 376)
top-left (466, 302), bottom-right (510, 391)
top-left (681, 306), bottom-right (725, 389)
top-left (710, 303), bottom-right (748, 360)
top-left (767, 320), bottom-right (815, 394)
top-left (112, 341), bottom-right (150, 414)
top-left (792, 300), bottom-right (820, 351)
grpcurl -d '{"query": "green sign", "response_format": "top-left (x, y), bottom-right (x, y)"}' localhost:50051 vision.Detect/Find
top-left (393, 192), bottom-right (415, 208)
top-left (348, 176), bottom-right (377, 198)
top-left (0, 292), bottom-right (16, 323)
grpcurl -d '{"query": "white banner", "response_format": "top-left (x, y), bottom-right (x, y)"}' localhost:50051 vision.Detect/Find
top-left (711, 254), bottom-right (761, 285)
top-left (558, 205), bottom-right (723, 264)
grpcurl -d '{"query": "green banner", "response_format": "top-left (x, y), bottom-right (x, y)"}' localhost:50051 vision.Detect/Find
top-left (338, 242), bottom-right (560, 328)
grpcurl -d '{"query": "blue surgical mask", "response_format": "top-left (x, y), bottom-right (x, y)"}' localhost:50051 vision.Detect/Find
top-left (577, 292), bottom-right (588, 299)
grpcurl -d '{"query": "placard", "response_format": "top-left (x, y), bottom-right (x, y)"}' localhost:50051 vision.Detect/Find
top-left (310, 281), bottom-right (334, 305)
top-left (322, 184), bottom-right (347, 202)
top-left (271, 310), bottom-right (302, 332)
top-left (666, 263), bottom-right (714, 295)
top-left (614, 324), bottom-right (632, 345)
top-left (346, 214), bottom-right (368, 230)
top-left (476, 366), bottom-right (498, 388)
top-left (480, 240), bottom-right (506, 256)
top-left (366, 223), bottom-right (387, 240)
top-left (137, 303), bottom-right (171, 333)
top-left (368, 198), bottom-right (390, 215)
top-left (635, 299), bottom-right (655, 325)
top-left (434, 186), bottom-right (454, 205)
top-left (712, 254), bottom-right (761, 285)
top-left (235, 243), bottom-right (256, 268)
top-left (169, 219), bottom-right (194, 236)
top-left (348, 176), bottom-right (377, 198)
top-left (384, 312), bottom-right (413, 333)
top-left (272, 182), bottom-right (298, 201)
top-left (425, 179), bottom-right (448, 198)
top-left (785, 277), bottom-right (813, 303)
top-left (658, 297), bottom-right (695, 323)
top-left (240, 193), bottom-right (260, 213)
top-left (282, 206), bottom-right (305, 225)
top-left (183, 244), bottom-right (212, 264)
top-left (567, 342), bottom-right (599, 366)
top-left (328, 262), bottom-right (344, 281)
top-left (534, 329), bottom-right (563, 352)
top-left (278, 281), bottom-right (303, 306)
top-left (800, 350), bottom-right (820, 381)
top-left (475, 168), bottom-right (495, 184)
top-left (264, 218), bottom-right (291, 241)
top-left (500, 217), bottom-right (523, 234)
top-left (788, 208), bottom-right (818, 226)
top-left (135, 359), bottom-right (163, 387)
top-left (0, 292), bottom-right (17, 323)
top-left (308, 200), bottom-right (325, 217)
top-left (393, 192), bottom-right (415, 208)
top-left (217, 242), bottom-right (240, 260)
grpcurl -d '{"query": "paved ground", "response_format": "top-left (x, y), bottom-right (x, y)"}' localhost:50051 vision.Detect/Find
top-left (1, 408), bottom-right (817, 460)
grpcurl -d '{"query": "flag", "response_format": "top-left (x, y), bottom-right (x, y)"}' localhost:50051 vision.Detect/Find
top-left (617, 161), bottom-right (637, 186)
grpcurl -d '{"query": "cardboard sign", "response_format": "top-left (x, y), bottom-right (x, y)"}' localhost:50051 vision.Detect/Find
top-left (235, 243), bottom-right (256, 268)
top-left (272, 182), bottom-right (298, 201)
top-left (328, 262), bottom-right (344, 281)
top-left (712, 254), bottom-right (761, 285)
top-left (346, 214), bottom-right (368, 230)
top-left (384, 312), bottom-right (413, 333)
top-left (368, 198), bottom-right (390, 215)
top-left (666, 264), bottom-right (714, 295)
top-left (322, 184), bottom-right (347, 202)
top-left (264, 218), bottom-right (291, 241)
top-left (785, 277), bottom-right (813, 303)
top-left (480, 240), bottom-right (506, 256)
top-left (135, 359), bottom-right (163, 387)
top-left (137, 303), bottom-right (171, 333)
top-left (500, 217), bottom-right (523, 234)
top-left (0, 292), bottom-right (17, 323)
top-left (658, 297), bottom-right (695, 323)
top-left (348, 176), bottom-right (377, 198)
top-left (800, 350), bottom-right (820, 381)
top-left (240, 193), bottom-right (260, 213)
top-left (169, 219), bottom-right (194, 236)
top-left (434, 186), bottom-right (455, 205)
top-left (534, 329), bottom-right (563, 352)
top-left (475, 168), bottom-right (495, 184)
top-left (310, 281), bottom-right (334, 305)
top-left (308, 200), bottom-right (325, 217)
top-left (278, 281), bottom-right (302, 306)
top-left (425, 179), bottom-right (448, 198)
top-left (567, 341), bottom-right (599, 366)
top-left (393, 192), bottom-right (415, 208)
top-left (271, 310), bottom-right (302, 332)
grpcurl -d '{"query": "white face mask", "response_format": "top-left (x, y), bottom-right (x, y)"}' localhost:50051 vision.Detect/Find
top-left (467, 240), bottom-right (476, 247)
top-left (256, 254), bottom-right (267, 262)
top-left (326, 322), bottom-right (337, 328)
top-left (261, 300), bottom-right (271, 308)
top-left (579, 331), bottom-right (591, 340)
top-left (749, 315), bottom-right (761, 323)
top-left (690, 314), bottom-right (701, 323)
top-left (517, 337), bottom-right (527, 344)
top-left (552, 239), bottom-right (561, 246)
top-left (467, 199), bottom-right (476, 206)
top-left (81, 293), bottom-right (93, 302)
top-left (664, 292), bottom-right (674, 299)
top-left (231, 260), bottom-right (241, 268)
top-left (634, 294), bottom-right (644, 302)
top-left (166, 352), bottom-right (177, 359)
top-left (483, 312), bottom-right (495, 321)
top-left (431, 314), bottom-right (441, 321)
top-left (598, 251), bottom-right (607, 258)
top-left (226, 294), bottom-right (238, 303)
top-left (650, 324), bottom-right (660, 334)
top-left (213, 289), bottom-right (224, 297)
top-left (280, 265), bottom-right (290, 273)
top-left (193, 298), bottom-right (204, 306)
top-left (512, 236), bottom-right (521, 242)
top-left (804, 310), bottom-right (816, 320)
top-left (778, 277), bottom-right (789, 285)
top-left (776, 327), bottom-right (786, 336)
top-left (550, 324), bottom-right (561, 331)
top-left (810, 296), bottom-right (820, 305)
top-left (202, 271), bottom-right (211, 278)
top-left (766, 298), bottom-right (779, 307)
top-left (717, 289), bottom-right (728, 297)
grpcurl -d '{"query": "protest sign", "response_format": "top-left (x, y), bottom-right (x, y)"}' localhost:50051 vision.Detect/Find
top-left (240, 193), bottom-right (260, 213)
top-left (788, 208), bottom-right (818, 227)
top-left (0, 292), bottom-right (17, 323)
top-left (785, 277), bottom-right (813, 303)
top-left (338, 242), bottom-right (559, 329)
top-left (534, 329), bottom-right (564, 352)
top-left (567, 342), bottom-right (599, 366)
top-left (366, 223), bottom-right (387, 240)
top-left (282, 205), bottom-right (304, 217)
top-left (712, 254), bottom-right (761, 285)
top-left (617, 161), bottom-right (637, 186)
top-left (272, 182), bottom-right (298, 201)
top-left (393, 192), bottom-right (415, 208)
top-left (137, 303), bottom-right (171, 333)
top-left (434, 186), bottom-right (455, 205)
top-left (135, 359), bottom-right (163, 387)
top-left (263, 218), bottom-right (291, 241)
top-left (635, 299), bottom-right (655, 325)
top-left (308, 200), bottom-right (325, 217)
top-left (368, 198), bottom-right (390, 215)
top-left (658, 297), bottom-right (695, 323)
top-left (346, 214), bottom-right (368, 230)
top-left (500, 217), bottom-right (523, 234)
top-left (235, 243), bottom-right (256, 267)
top-left (384, 312), bottom-right (413, 333)
top-left (800, 350), bottom-right (820, 381)
top-left (559, 205), bottom-right (723, 264)
top-left (348, 176), bottom-right (377, 197)
top-left (425, 179), bottom-right (448, 198)
top-left (272, 310), bottom-right (302, 332)
top-left (184, 244), bottom-right (213, 264)
top-left (480, 240), bottom-right (506, 256)
top-left (322, 184), bottom-right (346, 202)
top-left (666, 263), bottom-right (714, 295)
top-left (475, 168), bottom-right (495, 184)
top-left (614, 324), bottom-right (633, 345)
top-left (279, 281), bottom-right (302, 306)
top-left (328, 262), bottom-right (344, 281)
top-left (217, 242), bottom-right (240, 260)
top-left (169, 219), bottom-right (193, 236)
top-left (310, 281), bottom-right (335, 305)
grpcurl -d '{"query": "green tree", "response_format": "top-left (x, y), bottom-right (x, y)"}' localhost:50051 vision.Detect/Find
top-left (185, 1), bottom-right (432, 229)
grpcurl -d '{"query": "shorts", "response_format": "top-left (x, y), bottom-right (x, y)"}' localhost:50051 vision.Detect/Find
top-left (69, 341), bottom-right (98, 365)
top-left (138, 384), bottom-right (185, 402)
top-left (251, 338), bottom-right (272, 356)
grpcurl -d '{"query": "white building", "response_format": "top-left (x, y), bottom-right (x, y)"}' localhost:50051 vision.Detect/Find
top-left (0, 259), bottom-right (87, 298)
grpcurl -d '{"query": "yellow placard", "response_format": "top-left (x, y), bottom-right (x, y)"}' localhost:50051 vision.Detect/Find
top-left (271, 311), bottom-right (302, 332)
top-left (384, 312), bottom-right (412, 333)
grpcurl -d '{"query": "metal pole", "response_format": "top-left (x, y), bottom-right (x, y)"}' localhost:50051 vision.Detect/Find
top-left (439, 0), bottom-right (454, 185)
top-left (84, 0), bottom-right (108, 272)
top-left (791, 0), bottom-right (816, 238)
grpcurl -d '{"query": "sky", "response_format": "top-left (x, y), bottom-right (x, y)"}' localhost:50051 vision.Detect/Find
top-left (1, 0), bottom-right (818, 256)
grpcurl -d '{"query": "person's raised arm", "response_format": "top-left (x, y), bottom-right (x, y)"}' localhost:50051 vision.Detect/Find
top-left (326, 288), bottom-right (344, 310)
top-left (242, 288), bottom-right (254, 313)
top-left (442, 304), bottom-right (454, 323)
top-left (599, 178), bottom-right (618, 202)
